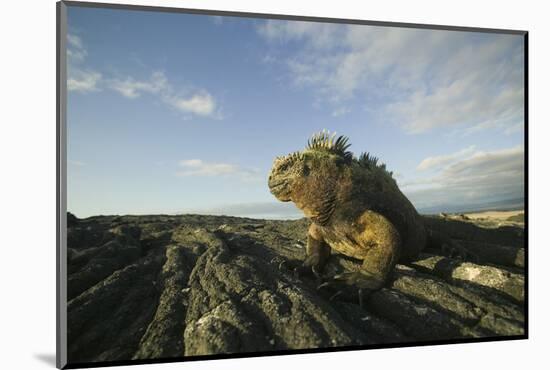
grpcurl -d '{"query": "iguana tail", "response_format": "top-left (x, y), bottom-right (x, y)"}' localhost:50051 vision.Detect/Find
top-left (425, 227), bottom-right (477, 261)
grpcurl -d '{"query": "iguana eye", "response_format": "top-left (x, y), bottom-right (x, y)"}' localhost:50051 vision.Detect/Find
top-left (278, 161), bottom-right (290, 171)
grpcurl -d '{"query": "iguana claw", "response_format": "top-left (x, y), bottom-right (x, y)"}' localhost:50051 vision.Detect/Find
top-left (311, 265), bottom-right (322, 278)
top-left (270, 257), bottom-right (291, 272)
top-left (317, 281), bottom-right (333, 291)
top-left (329, 290), bottom-right (343, 301)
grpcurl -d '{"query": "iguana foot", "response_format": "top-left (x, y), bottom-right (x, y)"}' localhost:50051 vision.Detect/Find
top-left (269, 258), bottom-right (323, 284)
top-left (317, 280), bottom-right (346, 302)
top-left (293, 264), bottom-right (322, 279)
top-left (334, 271), bottom-right (381, 307)
top-left (294, 253), bottom-right (326, 279)
top-left (332, 271), bottom-right (384, 290)
top-left (293, 263), bottom-right (324, 286)
top-left (317, 273), bottom-right (378, 307)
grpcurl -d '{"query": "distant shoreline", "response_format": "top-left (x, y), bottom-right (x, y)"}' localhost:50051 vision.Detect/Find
top-left (418, 199), bottom-right (524, 216)
top-left (68, 208), bottom-right (525, 225)
top-left (462, 209), bottom-right (524, 221)
top-left (68, 198), bottom-right (525, 220)
top-left (421, 206), bottom-right (524, 216)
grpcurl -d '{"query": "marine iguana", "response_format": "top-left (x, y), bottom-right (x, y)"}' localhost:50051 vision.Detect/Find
top-left (268, 131), bottom-right (463, 298)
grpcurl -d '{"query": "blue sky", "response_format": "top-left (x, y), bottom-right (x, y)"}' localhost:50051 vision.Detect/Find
top-left (66, 6), bottom-right (525, 218)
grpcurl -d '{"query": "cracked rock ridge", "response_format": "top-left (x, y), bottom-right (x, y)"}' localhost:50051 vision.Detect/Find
top-left (66, 213), bottom-right (525, 364)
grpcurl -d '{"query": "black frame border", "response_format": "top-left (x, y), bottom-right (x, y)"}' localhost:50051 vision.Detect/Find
top-left (56, 1), bottom-right (529, 369)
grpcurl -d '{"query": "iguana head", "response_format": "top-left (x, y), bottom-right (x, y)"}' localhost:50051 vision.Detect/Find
top-left (267, 152), bottom-right (305, 202)
top-left (268, 131), bottom-right (353, 223)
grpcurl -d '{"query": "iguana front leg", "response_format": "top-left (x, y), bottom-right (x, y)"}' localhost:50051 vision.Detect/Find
top-left (337, 211), bottom-right (400, 287)
top-left (322, 211), bottom-right (401, 307)
top-left (296, 224), bottom-right (331, 277)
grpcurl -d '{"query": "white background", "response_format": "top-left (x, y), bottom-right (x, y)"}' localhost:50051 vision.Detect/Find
top-left (1, 0), bottom-right (547, 369)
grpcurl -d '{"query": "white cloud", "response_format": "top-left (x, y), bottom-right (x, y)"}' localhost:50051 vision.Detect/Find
top-left (402, 145), bottom-right (524, 209)
top-left (67, 34), bottom-right (87, 63)
top-left (177, 159), bottom-right (237, 176)
top-left (504, 121), bottom-right (525, 135)
top-left (108, 71), bottom-right (167, 98)
top-left (107, 71), bottom-right (220, 118)
top-left (67, 33), bottom-right (102, 92)
top-left (417, 146), bottom-right (476, 171)
top-left (176, 159), bottom-right (261, 180)
top-left (211, 16), bottom-right (223, 25)
top-left (67, 34), bottom-right (83, 49)
top-left (257, 20), bottom-right (340, 49)
top-left (65, 35), bottom-right (221, 119)
top-left (67, 69), bottom-right (102, 92)
top-left (68, 160), bottom-right (86, 166)
top-left (331, 107), bottom-right (351, 117)
top-left (258, 21), bottom-right (524, 135)
top-left (166, 92), bottom-right (217, 117)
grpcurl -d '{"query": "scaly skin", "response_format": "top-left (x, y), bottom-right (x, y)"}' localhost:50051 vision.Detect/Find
top-left (268, 131), bottom-right (427, 290)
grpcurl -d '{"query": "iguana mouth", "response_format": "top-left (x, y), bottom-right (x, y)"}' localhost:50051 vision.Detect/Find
top-left (267, 178), bottom-right (284, 188)
top-left (268, 179), bottom-right (292, 201)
